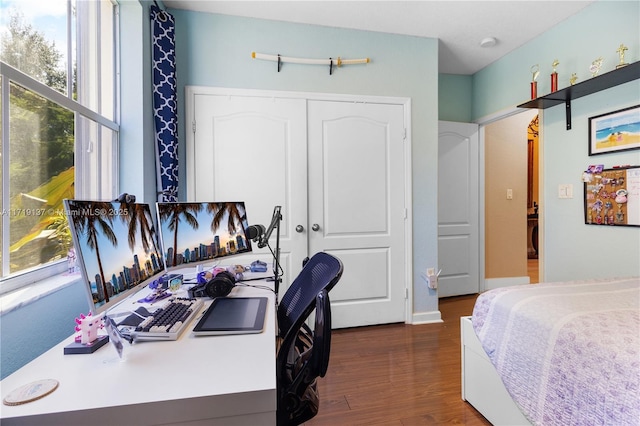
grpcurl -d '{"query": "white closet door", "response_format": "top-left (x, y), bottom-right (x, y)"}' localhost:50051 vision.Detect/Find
top-left (190, 94), bottom-right (308, 287)
top-left (307, 100), bottom-right (407, 327)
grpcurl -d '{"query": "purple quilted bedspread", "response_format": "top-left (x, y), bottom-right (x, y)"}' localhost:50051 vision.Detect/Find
top-left (472, 277), bottom-right (640, 426)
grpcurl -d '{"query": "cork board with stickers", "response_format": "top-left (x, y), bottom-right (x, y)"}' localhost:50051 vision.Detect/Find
top-left (584, 166), bottom-right (640, 227)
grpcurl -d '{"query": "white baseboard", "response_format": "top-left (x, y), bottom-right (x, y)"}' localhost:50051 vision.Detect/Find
top-left (485, 276), bottom-right (530, 291)
top-left (411, 310), bottom-right (443, 324)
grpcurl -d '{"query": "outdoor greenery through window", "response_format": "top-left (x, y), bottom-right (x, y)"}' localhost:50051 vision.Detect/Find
top-left (0, 0), bottom-right (119, 291)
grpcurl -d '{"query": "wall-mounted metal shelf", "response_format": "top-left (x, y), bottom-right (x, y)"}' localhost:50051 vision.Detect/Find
top-left (517, 61), bottom-right (639, 130)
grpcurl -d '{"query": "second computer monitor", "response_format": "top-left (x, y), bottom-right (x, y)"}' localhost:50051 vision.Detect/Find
top-left (157, 201), bottom-right (252, 268)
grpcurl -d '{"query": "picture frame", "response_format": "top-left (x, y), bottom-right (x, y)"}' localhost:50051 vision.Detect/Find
top-left (589, 104), bottom-right (640, 156)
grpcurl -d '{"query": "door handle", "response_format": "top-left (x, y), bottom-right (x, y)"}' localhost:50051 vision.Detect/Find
top-left (311, 223), bottom-right (320, 232)
top-left (295, 225), bottom-right (305, 233)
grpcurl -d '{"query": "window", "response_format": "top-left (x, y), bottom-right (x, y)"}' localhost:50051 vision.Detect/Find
top-left (0, 0), bottom-right (119, 292)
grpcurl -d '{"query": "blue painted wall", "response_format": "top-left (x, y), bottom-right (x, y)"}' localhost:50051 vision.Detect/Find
top-left (1, 281), bottom-right (87, 379)
top-left (472, 0), bottom-right (640, 281)
top-left (439, 74), bottom-right (473, 122)
top-left (171, 11), bottom-right (441, 317)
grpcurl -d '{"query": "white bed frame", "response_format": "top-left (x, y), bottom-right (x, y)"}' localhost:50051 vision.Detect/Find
top-left (460, 316), bottom-right (532, 425)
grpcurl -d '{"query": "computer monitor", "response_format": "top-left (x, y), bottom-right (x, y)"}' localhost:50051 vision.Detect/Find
top-left (64, 199), bottom-right (165, 314)
top-left (156, 201), bottom-right (252, 269)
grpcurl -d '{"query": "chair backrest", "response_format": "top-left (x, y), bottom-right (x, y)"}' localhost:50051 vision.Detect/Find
top-left (277, 251), bottom-right (343, 340)
top-left (277, 289), bottom-right (332, 426)
top-left (310, 289), bottom-right (332, 378)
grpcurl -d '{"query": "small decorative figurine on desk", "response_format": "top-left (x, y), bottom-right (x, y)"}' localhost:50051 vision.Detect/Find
top-left (616, 43), bottom-right (628, 69)
top-left (590, 57), bottom-right (604, 77)
top-left (64, 312), bottom-right (109, 354)
top-left (138, 278), bottom-right (171, 303)
top-left (74, 312), bottom-right (105, 344)
top-left (227, 264), bottom-right (245, 281)
top-left (530, 64), bottom-right (540, 99)
top-left (550, 59), bottom-right (559, 92)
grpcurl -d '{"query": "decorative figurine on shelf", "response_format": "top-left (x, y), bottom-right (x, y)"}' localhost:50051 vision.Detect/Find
top-left (67, 247), bottom-right (77, 274)
top-left (616, 43), bottom-right (628, 69)
top-left (590, 57), bottom-right (604, 77)
top-left (550, 59), bottom-right (559, 92)
top-left (530, 64), bottom-right (540, 99)
top-left (570, 73), bottom-right (578, 85)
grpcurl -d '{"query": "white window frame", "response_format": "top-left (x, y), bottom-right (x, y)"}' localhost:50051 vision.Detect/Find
top-left (0, 1), bottom-right (120, 294)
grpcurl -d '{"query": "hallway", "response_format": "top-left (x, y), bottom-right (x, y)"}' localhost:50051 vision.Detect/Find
top-left (528, 258), bottom-right (539, 283)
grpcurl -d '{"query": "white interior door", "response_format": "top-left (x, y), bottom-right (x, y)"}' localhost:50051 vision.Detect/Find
top-left (189, 94), bottom-right (308, 288)
top-left (438, 121), bottom-right (479, 297)
top-left (188, 88), bottom-right (410, 328)
top-left (307, 100), bottom-right (408, 327)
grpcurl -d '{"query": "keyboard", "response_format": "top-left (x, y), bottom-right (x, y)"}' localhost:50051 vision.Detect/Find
top-left (117, 298), bottom-right (204, 342)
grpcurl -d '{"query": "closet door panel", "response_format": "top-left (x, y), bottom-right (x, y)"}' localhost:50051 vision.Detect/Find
top-left (191, 94), bottom-right (308, 289)
top-left (307, 100), bottom-right (407, 328)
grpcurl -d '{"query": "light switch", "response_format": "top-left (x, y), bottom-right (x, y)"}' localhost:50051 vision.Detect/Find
top-left (506, 189), bottom-right (513, 200)
top-left (558, 184), bottom-right (573, 199)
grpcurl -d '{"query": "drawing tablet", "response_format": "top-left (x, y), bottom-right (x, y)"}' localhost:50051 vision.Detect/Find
top-left (192, 297), bottom-right (268, 336)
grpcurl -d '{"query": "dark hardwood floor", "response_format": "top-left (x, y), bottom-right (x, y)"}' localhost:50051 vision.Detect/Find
top-left (307, 294), bottom-right (491, 425)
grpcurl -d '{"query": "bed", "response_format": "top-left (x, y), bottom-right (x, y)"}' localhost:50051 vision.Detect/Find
top-left (461, 277), bottom-right (639, 426)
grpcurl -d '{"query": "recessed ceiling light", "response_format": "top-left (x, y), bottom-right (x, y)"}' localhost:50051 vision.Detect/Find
top-left (480, 37), bottom-right (497, 48)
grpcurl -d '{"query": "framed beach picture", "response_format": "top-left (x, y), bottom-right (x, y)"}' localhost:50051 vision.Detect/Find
top-left (589, 105), bottom-right (640, 156)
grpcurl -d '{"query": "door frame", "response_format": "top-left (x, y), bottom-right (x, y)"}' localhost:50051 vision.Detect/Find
top-left (475, 106), bottom-right (544, 290)
top-left (184, 86), bottom-right (415, 324)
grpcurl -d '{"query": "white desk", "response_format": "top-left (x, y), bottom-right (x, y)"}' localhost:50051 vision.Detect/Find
top-left (0, 280), bottom-right (277, 426)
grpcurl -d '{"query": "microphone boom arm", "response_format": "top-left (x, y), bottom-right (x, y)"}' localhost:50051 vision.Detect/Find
top-left (258, 206), bottom-right (281, 248)
top-left (259, 206), bottom-right (282, 300)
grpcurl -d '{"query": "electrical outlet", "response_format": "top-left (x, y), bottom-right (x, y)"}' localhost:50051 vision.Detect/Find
top-left (427, 273), bottom-right (438, 289)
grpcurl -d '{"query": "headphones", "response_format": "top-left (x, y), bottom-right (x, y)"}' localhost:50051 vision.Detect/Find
top-left (188, 271), bottom-right (236, 298)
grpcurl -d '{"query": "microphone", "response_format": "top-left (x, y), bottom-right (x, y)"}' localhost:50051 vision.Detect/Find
top-left (246, 224), bottom-right (265, 242)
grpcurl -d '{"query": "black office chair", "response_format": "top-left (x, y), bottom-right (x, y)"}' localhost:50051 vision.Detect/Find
top-left (277, 289), bottom-right (332, 426)
top-left (277, 251), bottom-right (343, 340)
top-left (276, 252), bottom-right (343, 426)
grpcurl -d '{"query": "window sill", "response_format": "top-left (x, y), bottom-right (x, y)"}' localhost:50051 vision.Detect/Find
top-left (0, 272), bottom-right (82, 315)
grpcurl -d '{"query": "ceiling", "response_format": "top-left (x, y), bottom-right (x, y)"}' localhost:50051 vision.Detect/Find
top-left (160, 0), bottom-right (594, 75)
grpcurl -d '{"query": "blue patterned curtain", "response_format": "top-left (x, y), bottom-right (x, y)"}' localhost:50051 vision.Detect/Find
top-left (151, 4), bottom-right (178, 202)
